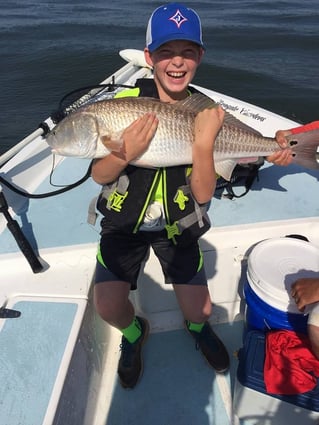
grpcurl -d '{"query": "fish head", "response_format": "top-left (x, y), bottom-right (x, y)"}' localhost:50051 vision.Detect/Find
top-left (46, 112), bottom-right (103, 158)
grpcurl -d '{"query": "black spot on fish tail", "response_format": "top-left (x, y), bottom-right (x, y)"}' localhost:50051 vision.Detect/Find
top-left (289, 140), bottom-right (298, 146)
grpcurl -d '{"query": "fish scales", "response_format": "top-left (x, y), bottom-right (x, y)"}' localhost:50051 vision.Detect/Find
top-left (74, 97), bottom-right (277, 165)
top-left (214, 125), bottom-right (278, 159)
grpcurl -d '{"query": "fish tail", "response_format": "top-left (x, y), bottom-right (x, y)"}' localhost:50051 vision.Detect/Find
top-left (287, 129), bottom-right (319, 170)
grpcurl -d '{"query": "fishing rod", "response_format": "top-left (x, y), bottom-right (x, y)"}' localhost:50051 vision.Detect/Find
top-left (0, 191), bottom-right (43, 273)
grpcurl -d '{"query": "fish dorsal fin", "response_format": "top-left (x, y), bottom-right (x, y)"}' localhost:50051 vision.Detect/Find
top-left (177, 94), bottom-right (265, 137)
top-left (223, 111), bottom-right (263, 136)
top-left (175, 93), bottom-right (217, 113)
top-left (137, 94), bottom-right (215, 112)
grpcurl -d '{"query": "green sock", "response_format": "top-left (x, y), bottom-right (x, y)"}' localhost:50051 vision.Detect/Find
top-left (187, 321), bottom-right (205, 333)
top-left (121, 317), bottom-right (142, 343)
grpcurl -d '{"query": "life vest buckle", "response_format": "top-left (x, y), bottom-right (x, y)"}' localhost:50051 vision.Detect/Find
top-left (165, 221), bottom-right (182, 239)
top-left (108, 190), bottom-right (128, 212)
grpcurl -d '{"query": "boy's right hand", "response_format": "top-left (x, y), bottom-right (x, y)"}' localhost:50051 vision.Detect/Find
top-left (120, 113), bottom-right (158, 162)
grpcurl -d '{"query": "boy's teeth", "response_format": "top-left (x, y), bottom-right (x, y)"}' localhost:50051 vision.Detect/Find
top-left (168, 72), bottom-right (184, 78)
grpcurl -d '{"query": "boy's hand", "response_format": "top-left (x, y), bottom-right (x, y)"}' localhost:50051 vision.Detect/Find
top-left (191, 106), bottom-right (225, 204)
top-left (119, 113), bottom-right (158, 162)
top-left (194, 106), bottom-right (225, 151)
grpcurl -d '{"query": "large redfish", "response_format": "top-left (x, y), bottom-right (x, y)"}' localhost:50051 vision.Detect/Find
top-left (45, 94), bottom-right (319, 180)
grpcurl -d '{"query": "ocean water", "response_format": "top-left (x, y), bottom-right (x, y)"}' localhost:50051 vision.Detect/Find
top-left (1, 0), bottom-right (319, 155)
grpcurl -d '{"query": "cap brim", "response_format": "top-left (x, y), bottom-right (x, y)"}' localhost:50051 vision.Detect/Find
top-left (148, 34), bottom-right (204, 52)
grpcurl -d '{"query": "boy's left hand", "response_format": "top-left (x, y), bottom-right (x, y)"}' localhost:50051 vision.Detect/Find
top-left (194, 106), bottom-right (225, 150)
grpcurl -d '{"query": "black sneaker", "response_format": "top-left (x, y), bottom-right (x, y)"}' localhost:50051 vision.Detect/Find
top-left (185, 321), bottom-right (230, 373)
top-left (117, 316), bottom-right (149, 389)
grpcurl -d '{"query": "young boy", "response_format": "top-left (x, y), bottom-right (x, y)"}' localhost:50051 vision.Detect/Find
top-left (91, 2), bottom-right (290, 389)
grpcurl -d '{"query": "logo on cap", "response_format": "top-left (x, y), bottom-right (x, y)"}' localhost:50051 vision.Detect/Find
top-left (169, 9), bottom-right (188, 29)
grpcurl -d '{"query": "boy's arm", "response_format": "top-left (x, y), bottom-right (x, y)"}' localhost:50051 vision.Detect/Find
top-left (190, 106), bottom-right (225, 204)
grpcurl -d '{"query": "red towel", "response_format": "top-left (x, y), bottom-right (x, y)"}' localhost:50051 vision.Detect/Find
top-left (264, 330), bottom-right (319, 395)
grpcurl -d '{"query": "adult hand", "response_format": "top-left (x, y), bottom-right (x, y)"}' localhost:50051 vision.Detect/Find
top-left (266, 129), bottom-right (293, 165)
top-left (291, 277), bottom-right (319, 311)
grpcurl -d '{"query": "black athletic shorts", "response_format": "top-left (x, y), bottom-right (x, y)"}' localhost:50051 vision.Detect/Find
top-left (95, 225), bottom-right (207, 290)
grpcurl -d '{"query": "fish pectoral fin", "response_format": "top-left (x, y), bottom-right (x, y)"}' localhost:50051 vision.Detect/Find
top-left (215, 159), bottom-right (238, 181)
top-left (101, 132), bottom-right (124, 152)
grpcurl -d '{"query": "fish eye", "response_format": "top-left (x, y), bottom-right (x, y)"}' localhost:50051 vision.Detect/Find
top-left (289, 140), bottom-right (298, 146)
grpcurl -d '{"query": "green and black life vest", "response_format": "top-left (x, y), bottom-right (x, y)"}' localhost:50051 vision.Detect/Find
top-left (96, 79), bottom-right (210, 246)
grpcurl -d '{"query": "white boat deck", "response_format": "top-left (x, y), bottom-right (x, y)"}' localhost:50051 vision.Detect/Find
top-left (1, 152), bottom-right (318, 424)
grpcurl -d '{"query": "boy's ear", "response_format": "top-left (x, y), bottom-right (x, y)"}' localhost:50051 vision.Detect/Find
top-left (198, 47), bottom-right (204, 63)
top-left (144, 48), bottom-right (154, 67)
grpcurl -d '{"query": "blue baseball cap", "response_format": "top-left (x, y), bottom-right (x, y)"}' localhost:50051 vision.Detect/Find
top-left (146, 3), bottom-right (204, 52)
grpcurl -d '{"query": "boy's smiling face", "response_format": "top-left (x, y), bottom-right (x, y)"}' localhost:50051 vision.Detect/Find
top-left (144, 40), bottom-right (204, 102)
